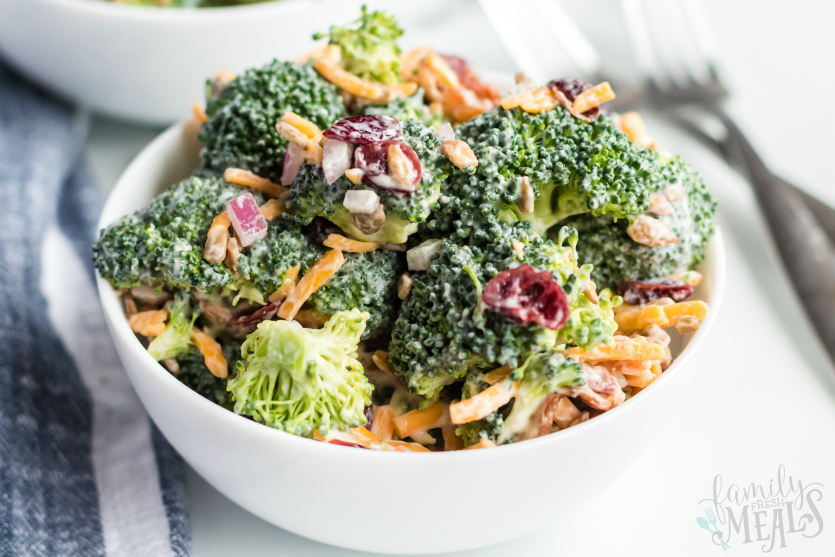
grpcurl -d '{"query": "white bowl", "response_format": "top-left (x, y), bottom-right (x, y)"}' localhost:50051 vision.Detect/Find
top-left (0, 0), bottom-right (369, 124)
top-left (96, 120), bottom-right (726, 554)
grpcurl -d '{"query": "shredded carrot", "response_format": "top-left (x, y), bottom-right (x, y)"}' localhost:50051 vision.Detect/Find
top-left (350, 427), bottom-right (381, 445)
top-left (500, 87), bottom-right (558, 113)
top-left (442, 425), bottom-right (464, 451)
top-left (313, 57), bottom-right (385, 100)
top-left (573, 82), bottom-right (615, 114)
top-left (323, 234), bottom-right (382, 253)
top-left (276, 249), bottom-right (344, 321)
top-left (128, 309), bottom-right (168, 337)
top-left (371, 407), bottom-right (396, 440)
top-left (268, 266), bottom-right (300, 303)
top-left (386, 81), bottom-right (419, 98)
top-left (563, 335), bottom-right (666, 362)
top-left (380, 440), bottom-right (431, 453)
top-left (371, 350), bottom-right (393, 375)
top-left (282, 111), bottom-right (323, 141)
top-left (401, 46), bottom-right (433, 81)
top-left (192, 103), bottom-right (208, 123)
top-left (190, 328), bottom-right (227, 378)
top-left (423, 53), bottom-right (461, 90)
top-left (259, 198), bottom-right (286, 221)
top-left (464, 438), bottom-right (497, 450)
top-left (449, 380), bottom-right (519, 425)
top-left (293, 44), bottom-right (341, 64)
top-left (223, 168), bottom-right (287, 198)
top-left (482, 365), bottom-right (512, 385)
top-left (393, 403), bottom-right (444, 440)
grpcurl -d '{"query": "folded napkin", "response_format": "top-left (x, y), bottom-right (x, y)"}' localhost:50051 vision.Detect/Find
top-left (0, 65), bottom-right (190, 556)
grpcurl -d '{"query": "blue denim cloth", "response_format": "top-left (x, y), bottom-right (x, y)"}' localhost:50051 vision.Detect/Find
top-left (0, 64), bottom-right (189, 557)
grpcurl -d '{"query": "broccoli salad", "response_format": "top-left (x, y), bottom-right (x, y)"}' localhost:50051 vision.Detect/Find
top-left (94, 8), bottom-right (716, 452)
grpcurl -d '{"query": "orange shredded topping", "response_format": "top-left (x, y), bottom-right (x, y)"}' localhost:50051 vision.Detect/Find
top-left (276, 249), bottom-right (344, 321)
top-left (268, 266), bottom-right (300, 303)
top-left (192, 103), bottom-right (208, 123)
top-left (282, 111), bottom-right (323, 141)
top-left (464, 438), bottom-right (497, 450)
top-left (350, 427), bottom-right (380, 446)
top-left (128, 309), bottom-right (168, 337)
top-left (393, 403), bottom-right (444, 440)
top-left (563, 335), bottom-right (666, 362)
top-left (371, 407), bottom-right (396, 440)
top-left (259, 198), bottom-right (286, 221)
top-left (500, 87), bottom-right (558, 113)
top-left (449, 380), bottom-right (519, 425)
top-left (371, 350), bottom-right (393, 375)
top-left (482, 365), bottom-right (512, 385)
top-left (211, 211), bottom-right (231, 229)
top-left (381, 440), bottom-right (431, 453)
top-left (313, 57), bottom-right (385, 100)
top-left (441, 425), bottom-right (464, 451)
top-left (190, 327), bottom-right (227, 378)
top-left (572, 82), bottom-right (615, 114)
top-left (423, 53), bottom-right (461, 90)
top-left (614, 300), bottom-right (709, 334)
top-left (223, 168), bottom-right (287, 198)
top-left (323, 234), bottom-right (382, 253)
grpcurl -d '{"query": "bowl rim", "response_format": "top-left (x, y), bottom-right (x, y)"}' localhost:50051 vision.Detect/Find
top-left (97, 119), bottom-right (726, 460)
top-left (34, 0), bottom-right (315, 20)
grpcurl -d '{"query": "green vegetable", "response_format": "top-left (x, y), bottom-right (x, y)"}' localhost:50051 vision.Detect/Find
top-left (147, 291), bottom-right (198, 361)
top-left (172, 343), bottom-right (240, 410)
top-left (561, 156), bottom-right (717, 288)
top-left (313, 6), bottom-right (403, 85)
top-left (93, 175), bottom-right (400, 338)
top-left (200, 60), bottom-right (346, 182)
top-left (389, 220), bottom-right (618, 400)
top-left (227, 309), bottom-right (373, 437)
top-left (428, 105), bottom-right (663, 238)
top-left (286, 119), bottom-right (450, 244)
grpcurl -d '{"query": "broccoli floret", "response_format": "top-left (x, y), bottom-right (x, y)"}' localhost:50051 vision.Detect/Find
top-left (147, 291), bottom-right (198, 361)
top-left (286, 119), bottom-right (450, 244)
top-left (227, 309), bottom-right (373, 437)
top-left (362, 90), bottom-right (448, 128)
top-left (389, 220), bottom-right (618, 400)
top-left (172, 343), bottom-right (241, 410)
top-left (562, 156), bottom-right (717, 288)
top-left (428, 105), bottom-right (662, 238)
top-left (313, 6), bottom-right (403, 85)
top-left (93, 175), bottom-right (400, 337)
top-left (498, 351), bottom-right (583, 443)
top-left (199, 60), bottom-right (346, 182)
top-left (456, 410), bottom-right (505, 447)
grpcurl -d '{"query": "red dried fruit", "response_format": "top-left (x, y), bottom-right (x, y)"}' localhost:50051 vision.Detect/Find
top-left (482, 265), bottom-right (570, 331)
top-left (323, 115), bottom-right (402, 145)
top-left (439, 54), bottom-right (468, 78)
top-left (229, 300), bottom-right (281, 327)
top-left (354, 140), bottom-right (422, 194)
top-left (617, 279), bottom-right (694, 306)
top-left (364, 405), bottom-right (374, 428)
top-left (547, 78), bottom-right (599, 117)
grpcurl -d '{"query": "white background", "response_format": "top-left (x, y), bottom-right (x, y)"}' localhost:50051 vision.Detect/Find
top-left (84, 1), bottom-right (835, 555)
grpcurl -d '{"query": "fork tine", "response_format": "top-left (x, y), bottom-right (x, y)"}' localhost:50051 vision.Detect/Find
top-left (529, 0), bottom-right (601, 78)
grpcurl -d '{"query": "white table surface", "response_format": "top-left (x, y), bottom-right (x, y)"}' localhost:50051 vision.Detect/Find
top-left (84, 1), bottom-right (835, 555)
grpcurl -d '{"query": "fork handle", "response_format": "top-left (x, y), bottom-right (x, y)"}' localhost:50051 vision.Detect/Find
top-left (719, 113), bottom-right (835, 364)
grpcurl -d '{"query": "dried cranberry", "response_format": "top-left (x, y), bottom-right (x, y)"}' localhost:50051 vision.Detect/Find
top-left (323, 115), bottom-right (402, 145)
top-left (617, 279), bottom-right (694, 306)
top-left (440, 54), bottom-right (468, 78)
top-left (364, 405), bottom-right (374, 428)
top-left (328, 439), bottom-right (369, 449)
top-left (482, 265), bottom-right (570, 331)
top-left (229, 300), bottom-right (281, 327)
top-left (547, 77), bottom-right (599, 117)
top-left (354, 140), bottom-right (422, 194)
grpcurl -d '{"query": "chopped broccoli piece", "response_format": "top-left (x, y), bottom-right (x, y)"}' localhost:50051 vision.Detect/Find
top-left (147, 291), bottom-right (198, 361)
top-left (498, 351), bottom-right (583, 443)
top-left (227, 309), bottom-right (373, 437)
top-left (93, 175), bottom-right (400, 338)
top-left (172, 343), bottom-right (240, 410)
top-left (562, 156), bottom-right (717, 288)
top-left (362, 90), bottom-right (448, 128)
top-left (389, 220), bottom-right (618, 400)
top-left (313, 6), bottom-right (403, 85)
top-left (200, 60), bottom-right (346, 182)
top-left (456, 410), bottom-right (505, 447)
top-left (286, 119), bottom-right (450, 244)
top-left (429, 105), bottom-right (663, 238)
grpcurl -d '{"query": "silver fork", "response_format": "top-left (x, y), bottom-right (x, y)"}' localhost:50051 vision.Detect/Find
top-left (476, 0), bottom-right (603, 84)
top-left (622, 0), bottom-right (835, 369)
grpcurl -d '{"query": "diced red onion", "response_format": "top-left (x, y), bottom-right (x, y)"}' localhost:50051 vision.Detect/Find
top-left (323, 115), bottom-right (401, 144)
top-left (343, 190), bottom-right (380, 214)
top-left (281, 142), bottom-right (306, 186)
top-left (227, 193), bottom-right (268, 247)
top-left (436, 122), bottom-right (455, 141)
top-left (322, 139), bottom-right (354, 185)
